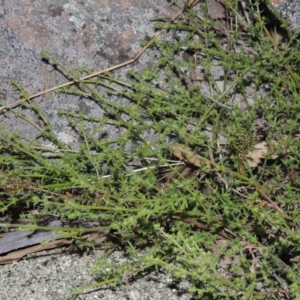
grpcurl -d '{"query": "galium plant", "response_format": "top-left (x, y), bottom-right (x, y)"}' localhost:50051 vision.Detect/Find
top-left (1, 0), bottom-right (300, 298)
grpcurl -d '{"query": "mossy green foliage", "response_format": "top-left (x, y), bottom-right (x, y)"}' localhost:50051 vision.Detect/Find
top-left (1, 1), bottom-right (300, 299)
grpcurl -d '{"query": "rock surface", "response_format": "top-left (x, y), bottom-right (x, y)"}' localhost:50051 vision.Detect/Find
top-left (0, 0), bottom-right (178, 143)
top-left (0, 1), bottom-right (195, 299)
top-left (268, 0), bottom-right (300, 30)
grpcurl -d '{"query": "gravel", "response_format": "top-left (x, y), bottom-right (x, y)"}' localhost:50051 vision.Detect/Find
top-left (0, 1), bottom-right (195, 299)
top-left (0, 247), bottom-right (194, 300)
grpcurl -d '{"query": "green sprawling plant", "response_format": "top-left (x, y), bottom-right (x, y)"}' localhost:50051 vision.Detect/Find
top-left (1, 0), bottom-right (300, 299)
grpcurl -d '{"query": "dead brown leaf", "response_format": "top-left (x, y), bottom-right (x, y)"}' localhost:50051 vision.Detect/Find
top-left (0, 230), bottom-right (110, 265)
top-left (0, 239), bottom-right (72, 265)
top-left (171, 144), bottom-right (211, 168)
top-left (82, 231), bottom-right (109, 244)
top-left (206, 0), bottom-right (226, 19)
top-left (205, 239), bottom-right (240, 270)
top-left (246, 140), bottom-right (279, 168)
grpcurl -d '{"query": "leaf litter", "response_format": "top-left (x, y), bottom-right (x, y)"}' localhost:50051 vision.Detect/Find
top-left (1, 0), bottom-right (300, 298)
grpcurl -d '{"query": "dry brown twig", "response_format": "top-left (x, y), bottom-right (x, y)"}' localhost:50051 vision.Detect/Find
top-left (0, 0), bottom-right (196, 114)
